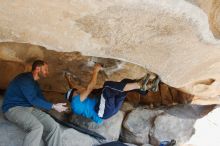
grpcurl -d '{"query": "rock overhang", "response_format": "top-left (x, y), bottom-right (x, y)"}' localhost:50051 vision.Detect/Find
top-left (1, 0), bottom-right (220, 99)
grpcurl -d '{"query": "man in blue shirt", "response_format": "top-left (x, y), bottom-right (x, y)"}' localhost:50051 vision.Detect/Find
top-left (64, 64), bottom-right (160, 124)
top-left (2, 60), bottom-right (68, 146)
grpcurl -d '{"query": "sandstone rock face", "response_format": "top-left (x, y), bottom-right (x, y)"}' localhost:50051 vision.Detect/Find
top-left (127, 83), bottom-right (194, 106)
top-left (0, 42), bottom-right (145, 92)
top-left (193, 0), bottom-right (220, 38)
top-left (1, 1), bottom-right (220, 145)
top-left (0, 42), bottom-right (195, 106)
top-left (0, 0), bottom-right (220, 99)
top-left (0, 60), bottom-right (25, 89)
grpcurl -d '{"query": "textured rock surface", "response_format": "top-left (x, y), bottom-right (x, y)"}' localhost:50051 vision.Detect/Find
top-left (151, 105), bottom-right (196, 146)
top-left (193, 0), bottom-right (220, 38)
top-left (1, 1), bottom-right (220, 145)
top-left (0, 43), bottom-right (146, 92)
top-left (69, 111), bottom-right (125, 141)
top-left (121, 108), bottom-right (163, 145)
top-left (0, 43), bottom-right (195, 106)
top-left (1, 0), bottom-right (220, 99)
top-left (121, 104), bottom-right (216, 146)
top-left (129, 83), bottom-right (194, 106)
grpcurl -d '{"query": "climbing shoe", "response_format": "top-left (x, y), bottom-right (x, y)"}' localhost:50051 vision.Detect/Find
top-left (149, 75), bottom-right (160, 92)
top-left (138, 73), bottom-right (150, 92)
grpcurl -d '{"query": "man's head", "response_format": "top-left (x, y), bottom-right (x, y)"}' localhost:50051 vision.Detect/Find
top-left (32, 60), bottom-right (49, 80)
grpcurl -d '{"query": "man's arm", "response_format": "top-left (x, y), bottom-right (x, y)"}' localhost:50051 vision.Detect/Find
top-left (20, 79), bottom-right (67, 112)
top-left (20, 82), bottom-right (53, 110)
top-left (80, 64), bottom-right (102, 101)
top-left (37, 84), bottom-right (68, 112)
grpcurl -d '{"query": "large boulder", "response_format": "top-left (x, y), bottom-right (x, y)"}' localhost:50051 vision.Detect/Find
top-left (61, 128), bottom-right (98, 146)
top-left (1, 1), bottom-right (220, 99)
top-left (121, 104), bottom-right (217, 146)
top-left (121, 107), bottom-right (163, 145)
top-left (68, 111), bottom-right (125, 141)
top-left (151, 105), bottom-right (197, 146)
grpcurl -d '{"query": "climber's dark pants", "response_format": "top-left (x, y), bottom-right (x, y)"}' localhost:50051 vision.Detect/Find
top-left (95, 78), bottom-right (147, 119)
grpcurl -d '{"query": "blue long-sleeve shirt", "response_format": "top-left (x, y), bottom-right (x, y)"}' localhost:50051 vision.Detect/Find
top-left (2, 72), bottom-right (52, 113)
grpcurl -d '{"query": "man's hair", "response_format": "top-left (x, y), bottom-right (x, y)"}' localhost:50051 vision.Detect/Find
top-left (32, 60), bottom-right (46, 71)
top-left (65, 88), bottom-right (77, 103)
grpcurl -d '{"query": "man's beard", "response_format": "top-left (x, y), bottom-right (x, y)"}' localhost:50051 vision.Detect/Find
top-left (38, 71), bottom-right (46, 79)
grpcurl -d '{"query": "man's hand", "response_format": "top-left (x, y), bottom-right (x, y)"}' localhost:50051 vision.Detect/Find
top-left (52, 103), bottom-right (68, 112)
top-left (94, 64), bottom-right (102, 72)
